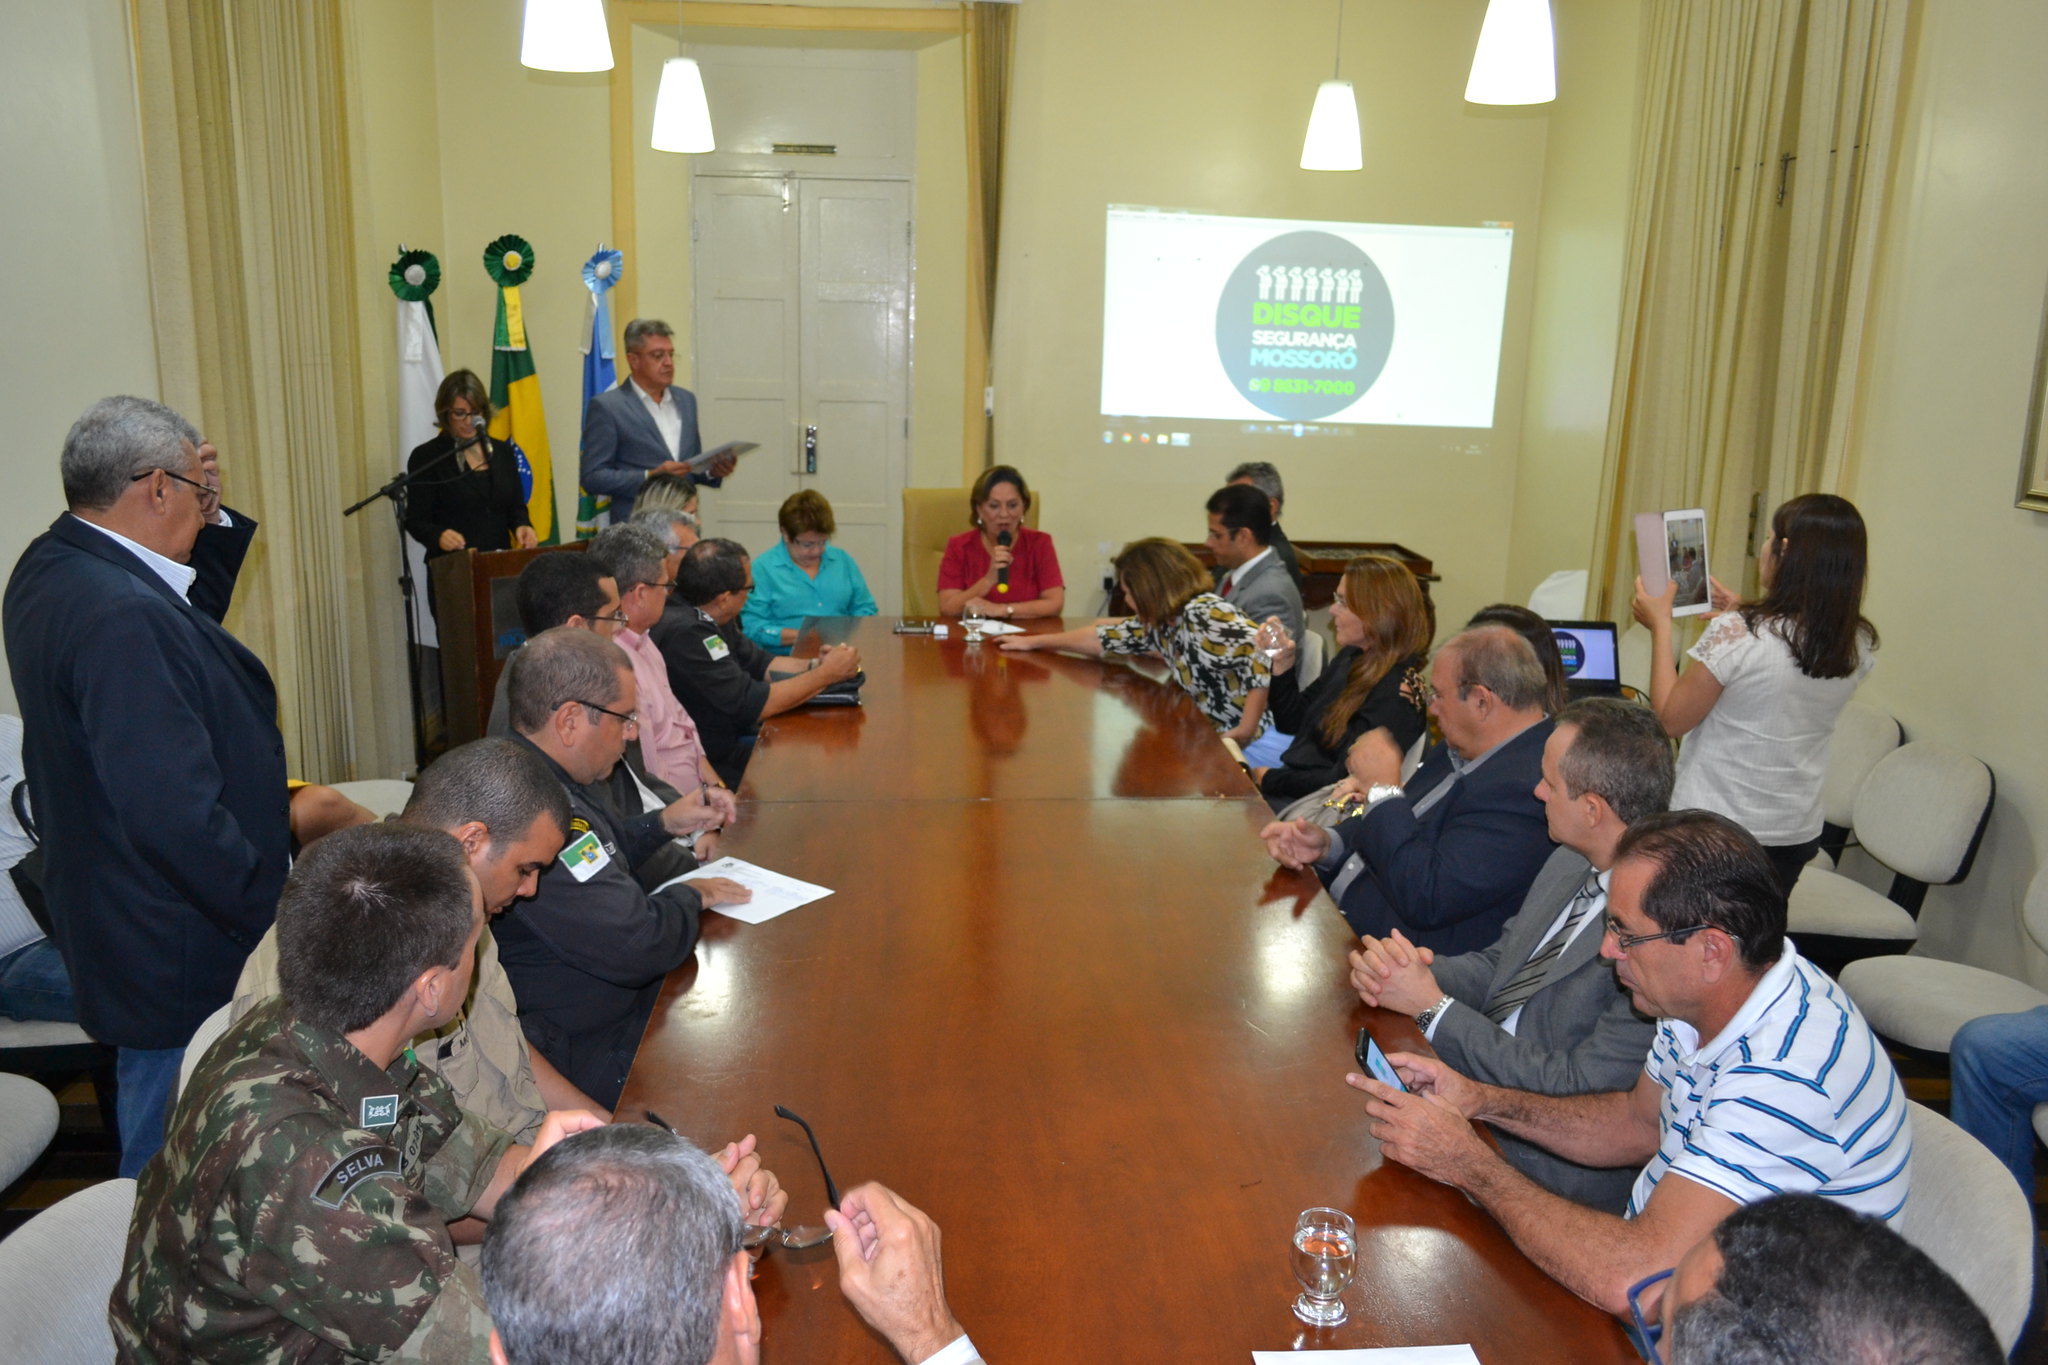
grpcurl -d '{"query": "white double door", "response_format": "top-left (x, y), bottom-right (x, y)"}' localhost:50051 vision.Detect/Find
top-left (692, 174), bottom-right (910, 612)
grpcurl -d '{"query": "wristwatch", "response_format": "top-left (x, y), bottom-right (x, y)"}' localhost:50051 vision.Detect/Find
top-left (1365, 783), bottom-right (1405, 806)
top-left (1414, 994), bottom-right (1455, 1035)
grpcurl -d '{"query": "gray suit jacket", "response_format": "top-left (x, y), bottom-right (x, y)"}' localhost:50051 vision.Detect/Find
top-left (577, 380), bottom-right (702, 523)
top-left (1223, 549), bottom-right (1303, 640)
top-left (1427, 844), bottom-right (1656, 1213)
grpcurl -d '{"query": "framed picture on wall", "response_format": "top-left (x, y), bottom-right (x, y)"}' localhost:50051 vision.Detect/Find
top-left (2020, 285), bottom-right (2048, 513)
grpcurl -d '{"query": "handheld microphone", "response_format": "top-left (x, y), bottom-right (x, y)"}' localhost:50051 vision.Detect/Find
top-left (995, 529), bottom-right (1012, 593)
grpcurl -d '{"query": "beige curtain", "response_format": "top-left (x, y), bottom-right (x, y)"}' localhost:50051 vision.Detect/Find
top-left (961, 1), bottom-right (1017, 478)
top-left (1587, 0), bottom-right (1910, 620)
top-left (129, 0), bottom-right (389, 781)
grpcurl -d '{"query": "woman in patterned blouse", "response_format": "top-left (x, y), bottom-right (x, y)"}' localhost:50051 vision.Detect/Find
top-left (999, 538), bottom-right (1269, 743)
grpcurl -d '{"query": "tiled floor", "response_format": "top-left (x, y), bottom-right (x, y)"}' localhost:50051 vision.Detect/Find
top-left (7, 1059), bottom-right (2047, 1356)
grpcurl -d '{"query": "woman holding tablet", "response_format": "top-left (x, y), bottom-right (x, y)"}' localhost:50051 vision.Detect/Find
top-left (1000, 538), bottom-right (1268, 744)
top-left (1251, 556), bottom-right (1432, 810)
top-left (1633, 493), bottom-right (1878, 891)
top-left (937, 466), bottom-right (1065, 619)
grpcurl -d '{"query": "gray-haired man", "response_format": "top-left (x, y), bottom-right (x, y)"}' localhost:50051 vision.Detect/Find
top-left (579, 318), bottom-right (736, 522)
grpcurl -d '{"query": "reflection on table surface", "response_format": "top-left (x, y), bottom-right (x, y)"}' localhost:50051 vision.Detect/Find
top-left (619, 618), bottom-right (1634, 1364)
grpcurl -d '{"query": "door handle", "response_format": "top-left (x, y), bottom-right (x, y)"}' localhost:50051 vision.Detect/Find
top-left (796, 424), bottom-right (817, 475)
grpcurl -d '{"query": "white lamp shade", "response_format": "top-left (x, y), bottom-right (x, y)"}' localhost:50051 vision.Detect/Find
top-left (1465, 0), bottom-right (1556, 105)
top-left (1300, 80), bottom-right (1362, 172)
top-left (652, 57), bottom-right (717, 154)
top-left (520, 0), bottom-right (613, 73)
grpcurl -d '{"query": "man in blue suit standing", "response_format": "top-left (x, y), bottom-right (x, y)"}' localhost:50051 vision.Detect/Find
top-left (3, 396), bottom-right (289, 1176)
top-left (578, 318), bottom-right (737, 524)
top-left (1263, 625), bottom-right (1555, 955)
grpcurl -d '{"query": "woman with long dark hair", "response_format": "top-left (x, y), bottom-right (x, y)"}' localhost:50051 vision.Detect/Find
top-left (1634, 493), bottom-right (1878, 891)
top-left (1251, 556), bottom-right (1432, 809)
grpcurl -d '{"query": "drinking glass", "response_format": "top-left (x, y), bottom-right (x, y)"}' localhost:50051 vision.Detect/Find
top-left (1291, 1207), bottom-right (1357, 1326)
top-left (962, 603), bottom-right (986, 644)
top-left (1255, 619), bottom-right (1290, 669)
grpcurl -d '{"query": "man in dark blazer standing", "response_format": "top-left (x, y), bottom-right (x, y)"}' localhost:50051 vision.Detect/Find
top-left (1348, 698), bottom-right (1671, 1211)
top-left (3, 396), bottom-right (289, 1176)
top-left (577, 318), bottom-right (735, 524)
top-left (1263, 625), bottom-right (1555, 954)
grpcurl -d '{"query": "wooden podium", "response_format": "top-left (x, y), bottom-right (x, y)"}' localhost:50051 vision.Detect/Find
top-left (429, 542), bottom-right (586, 747)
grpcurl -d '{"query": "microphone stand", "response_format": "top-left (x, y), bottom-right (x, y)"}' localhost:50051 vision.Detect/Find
top-left (343, 433), bottom-right (483, 771)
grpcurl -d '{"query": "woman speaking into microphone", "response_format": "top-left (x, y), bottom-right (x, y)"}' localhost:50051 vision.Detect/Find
top-left (936, 465), bottom-right (1065, 619)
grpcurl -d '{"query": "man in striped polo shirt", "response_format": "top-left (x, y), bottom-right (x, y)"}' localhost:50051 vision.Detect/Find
top-left (1349, 809), bottom-right (1910, 1316)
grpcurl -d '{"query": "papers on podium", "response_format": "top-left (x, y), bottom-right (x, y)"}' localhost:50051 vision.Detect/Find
top-left (655, 856), bottom-right (833, 925)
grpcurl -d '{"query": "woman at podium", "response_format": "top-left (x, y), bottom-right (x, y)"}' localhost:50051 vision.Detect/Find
top-left (403, 369), bottom-right (539, 560)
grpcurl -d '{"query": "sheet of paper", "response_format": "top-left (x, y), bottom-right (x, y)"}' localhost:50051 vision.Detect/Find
top-left (968, 619), bottom-right (1026, 635)
top-left (1251, 1348), bottom-right (1480, 1365)
top-left (654, 857), bottom-right (833, 925)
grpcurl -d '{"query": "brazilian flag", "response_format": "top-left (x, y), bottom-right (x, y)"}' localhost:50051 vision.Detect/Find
top-left (484, 234), bottom-right (558, 545)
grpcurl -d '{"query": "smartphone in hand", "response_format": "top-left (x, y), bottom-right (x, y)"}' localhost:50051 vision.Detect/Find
top-left (1355, 1027), bottom-right (1409, 1093)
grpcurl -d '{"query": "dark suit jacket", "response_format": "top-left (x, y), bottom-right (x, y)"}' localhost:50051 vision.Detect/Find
top-left (1428, 845), bottom-right (1656, 1212)
top-left (1334, 719), bottom-right (1554, 954)
top-left (578, 380), bottom-right (712, 523)
top-left (1269, 522), bottom-right (1307, 594)
top-left (3, 512), bottom-right (289, 1049)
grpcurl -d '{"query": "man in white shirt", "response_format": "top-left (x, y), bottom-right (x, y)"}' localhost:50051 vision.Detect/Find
top-left (483, 1123), bottom-right (985, 1365)
top-left (1350, 809), bottom-right (1910, 1316)
top-left (1348, 696), bottom-right (1670, 1211)
top-left (579, 318), bottom-right (737, 523)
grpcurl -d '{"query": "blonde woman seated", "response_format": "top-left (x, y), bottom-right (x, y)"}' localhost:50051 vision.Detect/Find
top-left (1000, 538), bottom-right (1269, 744)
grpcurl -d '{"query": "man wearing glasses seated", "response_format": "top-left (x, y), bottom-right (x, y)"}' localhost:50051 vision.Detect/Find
top-left (494, 628), bottom-right (749, 1110)
top-left (483, 1124), bottom-right (984, 1365)
top-left (1348, 810), bottom-right (1910, 1317)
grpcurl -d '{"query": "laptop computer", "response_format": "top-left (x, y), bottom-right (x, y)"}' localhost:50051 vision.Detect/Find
top-left (1549, 620), bottom-right (1624, 698)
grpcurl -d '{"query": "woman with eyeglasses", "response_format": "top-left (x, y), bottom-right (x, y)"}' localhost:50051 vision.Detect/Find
top-left (1249, 556), bottom-right (1432, 811)
top-left (1633, 493), bottom-right (1879, 893)
top-left (403, 369), bottom-right (540, 561)
top-left (740, 490), bottom-right (878, 655)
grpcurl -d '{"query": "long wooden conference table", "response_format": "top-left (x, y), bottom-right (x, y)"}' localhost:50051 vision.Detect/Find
top-left (617, 617), bottom-right (1636, 1363)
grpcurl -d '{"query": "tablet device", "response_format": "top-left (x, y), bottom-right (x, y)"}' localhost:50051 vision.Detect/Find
top-left (1550, 620), bottom-right (1622, 697)
top-left (1661, 508), bottom-right (1711, 617)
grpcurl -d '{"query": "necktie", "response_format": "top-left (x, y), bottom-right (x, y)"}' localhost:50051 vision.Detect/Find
top-left (1220, 576), bottom-right (1235, 597)
top-left (1484, 872), bottom-right (1604, 1024)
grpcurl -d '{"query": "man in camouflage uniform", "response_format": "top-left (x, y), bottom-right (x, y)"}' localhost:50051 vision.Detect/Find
top-left (110, 822), bottom-right (604, 1362)
top-left (230, 737), bottom-right (597, 1146)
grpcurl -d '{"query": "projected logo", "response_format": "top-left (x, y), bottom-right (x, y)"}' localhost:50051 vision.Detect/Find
top-left (1215, 231), bottom-right (1395, 421)
top-left (1555, 633), bottom-right (1585, 675)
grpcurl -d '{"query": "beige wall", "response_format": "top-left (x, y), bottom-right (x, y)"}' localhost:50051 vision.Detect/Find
top-left (1846, 0), bottom-right (2048, 982)
top-left (1501, 0), bottom-right (1642, 608)
top-left (0, 0), bottom-right (159, 712)
top-left (991, 0), bottom-right (1630, 627)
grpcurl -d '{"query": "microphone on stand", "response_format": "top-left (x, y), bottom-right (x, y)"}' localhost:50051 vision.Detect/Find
top-left (995, 530), bottom-right (1012, 594)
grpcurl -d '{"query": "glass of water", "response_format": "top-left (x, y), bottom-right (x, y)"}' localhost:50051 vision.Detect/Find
top-left (1255, 619), bottom-right (1290, 669)
top-left (1291, 1206), bottom-right (1357, 1326)
top-left (962, 602), bottom-right (986, 644)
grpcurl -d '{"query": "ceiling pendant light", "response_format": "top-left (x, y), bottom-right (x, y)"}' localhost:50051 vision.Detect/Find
top-left (1465, 0), bottom-right (1556, 105)
top-left (520, 0), bottom-right (613, 73)
top-left (651, 0), bottom-right (716, 153)
top-left (1300, 0), bottom-right (1361, 172)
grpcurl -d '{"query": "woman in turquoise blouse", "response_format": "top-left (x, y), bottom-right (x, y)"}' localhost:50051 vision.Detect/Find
top-left (741, 489), bottom-right (879, 653)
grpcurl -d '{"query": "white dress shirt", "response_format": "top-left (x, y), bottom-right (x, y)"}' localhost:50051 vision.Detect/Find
top-left (74, 515), bottom-right (197, 602)
top-left (632, 378), bottom-right (686, 460)
top-left (1223, 546), bottom-right (1275, 595)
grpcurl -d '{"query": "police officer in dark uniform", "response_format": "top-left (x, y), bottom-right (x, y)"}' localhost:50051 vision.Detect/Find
top-left (651, 537), bottom-right (862, 785)
top-left (492, 627), bottom-right (751, 1110)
